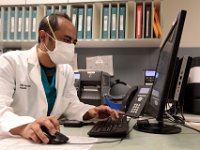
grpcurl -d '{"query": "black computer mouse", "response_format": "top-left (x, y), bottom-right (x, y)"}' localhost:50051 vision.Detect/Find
top-left (41, 126), bottom-right (69, 144)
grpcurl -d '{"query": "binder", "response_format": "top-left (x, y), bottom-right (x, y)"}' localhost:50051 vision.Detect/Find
top-left (31, 7), bottom-right (37, 40)
top-left (17, 7), bottom-right (22, 40)
top-left (118, 5), bottom-right (126, 39)
top-left (135, 3), bottom-right (143, 39)
top-left (61, 5), bottom-right (67, 14)
top-left (24, 7), bottom-right (29, 40)
top-left (110, 5), bottom-right (117, 39)
top-left (102, 5), bottom-right (109, 39)
top-left (153, 8), bottom-right (162, 38)
top-left (10, 7), bottom-right (15, 40)
top-left (77, 7), bottom-right (84, 39)
top-left (144, 4), bottom-right (152, 38)
top-left (86, 6), bottom-right (93, 39)
top-left (46, 6), bottom-right (52, 16)
top-left (54, 6), bottom-right (60, 13)
top-left (71, 7), bottom-right (78, 30)
top-left (3, 7), bottom-right (8, 40)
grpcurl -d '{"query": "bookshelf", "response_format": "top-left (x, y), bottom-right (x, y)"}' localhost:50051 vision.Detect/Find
top-left (0, 0), bottom-right (162, 49)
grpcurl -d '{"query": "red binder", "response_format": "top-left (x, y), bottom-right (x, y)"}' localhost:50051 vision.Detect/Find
top-left (135, 3), bottom-right (143, 39)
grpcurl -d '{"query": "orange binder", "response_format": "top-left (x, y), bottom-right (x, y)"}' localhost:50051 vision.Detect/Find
top-left (153, 8), bottom-right (162, 38)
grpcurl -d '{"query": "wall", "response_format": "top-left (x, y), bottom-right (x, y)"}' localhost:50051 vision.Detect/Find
top-left (162, 0), bottom-right (200, 47)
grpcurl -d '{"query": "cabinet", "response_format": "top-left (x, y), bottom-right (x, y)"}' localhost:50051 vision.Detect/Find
top-left (0, 0), bottom-right (162, 49)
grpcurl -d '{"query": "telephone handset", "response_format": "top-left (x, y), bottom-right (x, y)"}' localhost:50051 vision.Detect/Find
top-left (125, 86), bottom-right (151, 118)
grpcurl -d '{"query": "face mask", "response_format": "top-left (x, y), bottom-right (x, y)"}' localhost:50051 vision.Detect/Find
top-left (44, 16), bottom-right (75, 64)
top-left (44, 38), bottom-right (75, 64)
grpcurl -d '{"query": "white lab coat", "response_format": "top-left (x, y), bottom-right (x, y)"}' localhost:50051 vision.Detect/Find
top-left (0, 45), bottom-right (94, 136)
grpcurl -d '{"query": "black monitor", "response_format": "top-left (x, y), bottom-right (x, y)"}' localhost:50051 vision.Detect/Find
top-left (134, 10), bottom-right (187, 134)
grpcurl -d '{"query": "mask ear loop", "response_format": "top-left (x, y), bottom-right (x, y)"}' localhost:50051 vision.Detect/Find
top-left (46, 16), bottom-right (57, 40)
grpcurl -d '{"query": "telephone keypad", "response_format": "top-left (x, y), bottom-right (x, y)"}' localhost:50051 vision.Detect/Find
top-left (130, 103), bottom-right (141, 114)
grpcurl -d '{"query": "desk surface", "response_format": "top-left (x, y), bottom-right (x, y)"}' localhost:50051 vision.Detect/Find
top-left (60, 118), bottom-right (199, 150)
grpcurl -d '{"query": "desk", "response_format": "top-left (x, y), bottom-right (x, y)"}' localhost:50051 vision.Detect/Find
top-left (60, 119), bottom-right (199, 150)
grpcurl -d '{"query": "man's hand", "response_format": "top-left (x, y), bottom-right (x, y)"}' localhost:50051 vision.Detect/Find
top-left (83, 105), bottom-right (125, 120)
top-left (9, 116), bottom-right (60, 144)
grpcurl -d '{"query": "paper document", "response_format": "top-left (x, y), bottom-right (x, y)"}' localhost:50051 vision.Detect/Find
top-left (0, 136), bottom-right (97, 150)
top-left (86, 55), bottom-right (114, 76)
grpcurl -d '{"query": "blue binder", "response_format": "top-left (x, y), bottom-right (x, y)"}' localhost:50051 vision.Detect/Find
top-left (31, 7), bottom-right (37, 40)
top-left (86, 6), bottom-right (93, 39)
top-left (17, 7), bottom-right (22, 40)
top-left (71, 7), bottom-right (78, 30)
top-left (77, 7), bottom-right (84, 39)
top-left (61, 6), bottom-right (67, 14)
top-left (102, 6), bottom-right (109, 39)
top-left (10, 7), bottom-right (15, 40)
top-left (24, 7), bottom-right (29, 40)
top-left (118, 5), bottom-right (126, 39)
top-left (54, 6), bottom-right (60, 13)
top-left (3, 7), bottom-right (8, 40)
top-left (46, 6), bottom-right (52, 16)
top-left (111, 6), bottom-right (117, 39)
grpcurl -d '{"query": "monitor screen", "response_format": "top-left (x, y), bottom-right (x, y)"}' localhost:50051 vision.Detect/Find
top-left (134, 10), bottom-right (187, 134)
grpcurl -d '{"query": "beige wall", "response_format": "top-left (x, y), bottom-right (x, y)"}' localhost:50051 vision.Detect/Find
top-left (162, 0), bottom-right (200, 47)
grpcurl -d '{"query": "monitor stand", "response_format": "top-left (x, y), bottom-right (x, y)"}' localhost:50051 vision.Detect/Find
top-left (134, 119), bottom-right (181, 134)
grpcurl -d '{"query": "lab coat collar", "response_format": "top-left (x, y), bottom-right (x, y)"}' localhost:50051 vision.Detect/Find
top-left (27, 45), bottom-right (47, 104)
top-left (27, 44), bottom-right (67, 115)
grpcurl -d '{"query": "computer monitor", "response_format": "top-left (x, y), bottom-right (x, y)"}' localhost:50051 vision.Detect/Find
top-left (134, 10), bottom-right (187, 134)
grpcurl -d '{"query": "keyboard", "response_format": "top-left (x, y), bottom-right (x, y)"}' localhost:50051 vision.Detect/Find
top-left (87, 116), bottom-right (129, 137)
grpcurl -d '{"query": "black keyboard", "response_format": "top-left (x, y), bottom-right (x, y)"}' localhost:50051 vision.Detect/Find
top-left (87, 116), bottom-right (129, 137)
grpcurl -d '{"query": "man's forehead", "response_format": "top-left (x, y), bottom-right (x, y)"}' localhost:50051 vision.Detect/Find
top-left (56, 17), bottom-right (76, 38)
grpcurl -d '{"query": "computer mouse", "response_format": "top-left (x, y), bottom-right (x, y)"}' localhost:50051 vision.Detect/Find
top-left (41, 126), bottom-right (69, 144)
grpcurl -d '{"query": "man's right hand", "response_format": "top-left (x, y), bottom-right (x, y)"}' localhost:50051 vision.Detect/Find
top-left (9, 116), bottom-right (60, 144)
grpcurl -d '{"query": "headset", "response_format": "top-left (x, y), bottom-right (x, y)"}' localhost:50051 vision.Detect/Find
top-left (107, 79), bottom-right (131, 101)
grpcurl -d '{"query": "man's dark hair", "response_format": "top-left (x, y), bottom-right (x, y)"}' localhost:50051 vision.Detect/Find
top-left (38, 13), bottom-right (71, 43)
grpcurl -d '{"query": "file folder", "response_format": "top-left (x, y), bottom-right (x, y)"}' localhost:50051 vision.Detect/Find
top-left (144, 4), bottom-right (152, 38)
top-left (135, 3), bottom-right (143, 39)
top-left (110, 6), bottom-right (117, 39)
top-left (17, 7), bottom-right (22, 40)
top-left (77, 7), bottom-right (84, 39)
top-left (46, 6), bottom-right (52, 16)
top-left (31, 7), bottom-right (37, 40)
top-left (24, 7), bottom-right (29, 40)
top-left (86, 6), bottom-right (93, 39)
top-left (10, 7), bottom-right (15, 40)
top-left (118, 5), bottom-right (126, 39)
top-left (71, 7), bottom-right (78, 30)
top-left (102, 5), bottom-right (109, 39)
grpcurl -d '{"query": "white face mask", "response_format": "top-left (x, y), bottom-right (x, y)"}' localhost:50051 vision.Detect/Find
top-left (44, 16), bottom-right (75, 64)
top-left (44, 38), bottom-right (75, 64)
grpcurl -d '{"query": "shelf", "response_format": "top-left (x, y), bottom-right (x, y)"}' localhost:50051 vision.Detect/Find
top-left (76, 39), bottom-right (161, 48)
top-left (0, 39), bottom-right (161, 50)
top-left (0, 0), bottom-right (162, 50)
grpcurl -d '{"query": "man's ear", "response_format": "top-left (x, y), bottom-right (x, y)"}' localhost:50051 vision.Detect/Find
top-left (39, 30), bottom-right (47, 43)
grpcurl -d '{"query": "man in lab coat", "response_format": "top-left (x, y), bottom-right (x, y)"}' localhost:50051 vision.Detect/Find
top-left (0, 13), bottom-right (123, 144)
